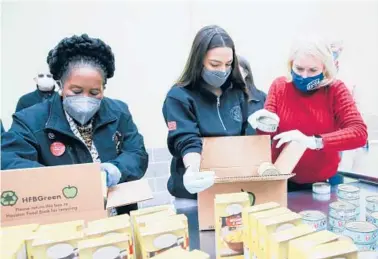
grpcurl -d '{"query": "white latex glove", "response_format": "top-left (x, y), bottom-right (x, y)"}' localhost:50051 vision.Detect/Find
top-left (101, 163), bottom-right (122, 187)
top-left (248, 109), bottom-right (280, 131)
top-left (183, 166), bottom-right (215, 194)
top-left (273, 130), bottom-right (317, 149)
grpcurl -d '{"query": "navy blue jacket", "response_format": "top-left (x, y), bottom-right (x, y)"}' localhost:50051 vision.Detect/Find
top-left (1, 94), bottom-right (148, 184)
top-left (15, 89), bottom-right (58, 112)
top-left (0, 120), bottom-right (4, 134)
top-left (162, 81), bottom-right (249, 199)
top-left (245, 86), bottom-right (267, 135)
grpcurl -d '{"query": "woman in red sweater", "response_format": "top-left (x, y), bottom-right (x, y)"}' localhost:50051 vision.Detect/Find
top-left (248, 36), bottom-right (368, 191)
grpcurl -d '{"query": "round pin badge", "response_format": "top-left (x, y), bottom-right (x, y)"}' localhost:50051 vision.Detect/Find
top-left (50, 142), bottom-right (66, 157)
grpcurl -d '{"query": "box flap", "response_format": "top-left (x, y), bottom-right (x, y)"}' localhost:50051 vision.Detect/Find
top-left (200, 135), bottom-right (271, 171)
top-left (106, 179), bottom-right (153, 209)
top-left (274, 141), bottom-right (306, 175)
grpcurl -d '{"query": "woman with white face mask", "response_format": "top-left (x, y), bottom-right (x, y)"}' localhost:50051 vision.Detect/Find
top-left (248, 35), bottom-right (367, 191)
top-left (162, 25), bottom-right (249, 199)
top-left (1, 34), bottom-right (148, 215)
top-left (15, 73), bottom-right (58, 112)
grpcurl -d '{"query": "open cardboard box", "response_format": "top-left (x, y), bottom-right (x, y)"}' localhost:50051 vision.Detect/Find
top-left (198, 135), bottom-right (306, 230)
top-left (1, 163), bottom-right (153, 227)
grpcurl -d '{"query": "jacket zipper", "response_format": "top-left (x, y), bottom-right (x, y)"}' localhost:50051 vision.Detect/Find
top-left (217, 97), bottom-right (227, 131)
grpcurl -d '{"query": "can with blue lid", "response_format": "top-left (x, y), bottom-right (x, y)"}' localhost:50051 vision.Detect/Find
top-left (366, 196), bottom-right (378, 212)
top-left (337, 184), bottom-right (360, 200)
top-left (299, 210), bottom-right (327, 231)
top-left (367, 211), bottom-right (378, 227)
top-left (343, 221), bottom-right (378, 245)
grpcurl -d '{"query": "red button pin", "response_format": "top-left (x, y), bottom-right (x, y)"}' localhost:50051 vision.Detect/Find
top-left (50, 142), bottom-right (66, 157)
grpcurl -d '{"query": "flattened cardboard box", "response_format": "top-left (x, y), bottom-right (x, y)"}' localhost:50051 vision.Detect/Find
top-left (198, 136), bottom-right (306, 230)
top-left (1, 163), bottom-right (153, 226)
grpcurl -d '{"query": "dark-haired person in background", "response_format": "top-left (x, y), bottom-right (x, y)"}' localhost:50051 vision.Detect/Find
top-left (238, 56), bottom-right (267, 135)
top-left (1, 34), bottom-right (148, 214)
top-left (162, 25), bottom-right (249, 199)
top-left (15, 72), bottom-right (59, 112)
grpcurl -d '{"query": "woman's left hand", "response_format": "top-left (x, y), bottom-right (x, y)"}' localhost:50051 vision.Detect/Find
top-left (273, 130), bottom-right (317, 149)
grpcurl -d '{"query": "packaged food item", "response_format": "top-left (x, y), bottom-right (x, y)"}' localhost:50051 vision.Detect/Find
top-left (366, 196), bottom-right (378, 212)
top-left (242, 202), bottom-right (280, 258)
top-left (139, 220), bottom-right (188, 258)
top-left (130, 205), bottom-right (176, 259)
top-left (257, 162), bottom-right (280, 176)
top-left (270, 224), bottom-right (316, 259)
top-left (312, 182), bottom-right (331, 194)
top-left (215, 192), bottom-right (250, 259)
top-left (78, 234), bottom-right (131, 259)
top-left (337, 184), bottom-right (360, 200)
top-left (343, 221), bottom-right (378, 247)
top-left (303, 240), bottom-right (358, 259)
top-left (329, 201), bottom-right (357, 220)
top-left (288, 230), bottom-right (339, 258)
top-left (32, 229), bottom-right (84, 259)
top-left (299, 210), bottom-right (327, 231)
top-left (256, 116), bottom-right (279, 132)
top-left (257, 212), bottom-right (303, 259)
top-left (250, 207), bottom-right (292, 257)
top-left (366, 211), bottom-right (378, 227)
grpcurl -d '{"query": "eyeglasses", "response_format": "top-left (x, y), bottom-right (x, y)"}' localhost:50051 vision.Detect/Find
top-left (37, 74), bottom-right (53, 78)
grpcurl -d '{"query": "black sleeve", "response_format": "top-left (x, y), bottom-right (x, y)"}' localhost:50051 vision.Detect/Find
top-left (162, 96), bottom-right (202, 157)
top-left (241, 92), bottom-right (249, 135)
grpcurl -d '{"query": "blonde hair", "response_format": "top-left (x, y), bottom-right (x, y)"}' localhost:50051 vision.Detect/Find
top-left (286, 35), bottom-right (337, 87)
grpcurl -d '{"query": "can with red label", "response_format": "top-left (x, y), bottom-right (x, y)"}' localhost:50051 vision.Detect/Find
top-left (343, 221), bottom-right (378, 246)
top-left (299, 210), bottom-right (327, 231)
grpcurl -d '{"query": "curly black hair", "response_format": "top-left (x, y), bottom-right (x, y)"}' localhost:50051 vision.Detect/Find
top-left (47, 34), bottom-right (115, 84)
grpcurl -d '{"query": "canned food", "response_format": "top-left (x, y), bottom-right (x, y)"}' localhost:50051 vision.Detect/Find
top-left (337, 184), bottom-right (360, 200)
top-left (328, 224), bottom-right (344, 234)
top-left (257, 162), bottom-right (279, 176)
top-left (344, 221), bottom-right (378, 245)
top-left (329, 201), bottom-right (358, 220)
top-left (355, 242), bottom-right (377, 252)
top-left (312, 182), bottom-right (331, 194)
top-left (328, 215), bottom-right (355, 230)
top-left (338, 197), bottom-right (361, 215)
top-left (367, 212), bottom-right (378, 227)
top-left (366, 196), bottom-right (378, 212)
top-left (358, 251), bottom-right (378, 259)
top-left (312, 192), bottom-right (331, 201)
top-left (299, 210), bottom-right (327, 231)
top-left (256, 116), bottom-right (278, 133)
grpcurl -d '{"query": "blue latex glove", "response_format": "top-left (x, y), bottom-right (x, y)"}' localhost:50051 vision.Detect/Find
top-left (101, 163), bottom-right (121, 187)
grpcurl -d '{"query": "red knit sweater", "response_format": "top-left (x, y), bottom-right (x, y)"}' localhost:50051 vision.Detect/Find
top-left (263, 77), bottom-right (367, 183)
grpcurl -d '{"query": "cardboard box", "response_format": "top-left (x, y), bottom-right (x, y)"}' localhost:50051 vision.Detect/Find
top-left (258, 212), bottom-right (303, 259)
top-left (139, 220), bottom-right (188, 258)
top-left (288, 230), bottom-right (340, 258)
top-left (242, 202), bottom-right (280, 258)
top-left (1, 163), bottom-right (153, 227)
top-left (250, 207), bottom-right (292, 257)
top-left (215, 192), bottom-right (250, 259)
top-left (198, 136), bottom-right (305, 230)
top-left (1, 238), bottom-right (27, 259)
top-left (78, 234), bottom-right (131, 259)
top-left (132, 206), bottom-right (176, 259)
top-left (152, 247), bottom-right (210, 259)
top-left (31, 228), bottom-right (84, 259)
top-left (270, 224), bottom-right (317, 259)
top-left (304, 240), bottom-right (358, 259)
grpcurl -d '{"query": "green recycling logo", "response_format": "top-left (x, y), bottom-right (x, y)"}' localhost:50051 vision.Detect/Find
top-left (62, 186), bottom-right (78, 199)
top-left (1, 190), bottom-right (18, 206)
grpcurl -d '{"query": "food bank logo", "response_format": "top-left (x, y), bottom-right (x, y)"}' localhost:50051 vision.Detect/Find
top-left (1, 186), bottom-right (78, 206)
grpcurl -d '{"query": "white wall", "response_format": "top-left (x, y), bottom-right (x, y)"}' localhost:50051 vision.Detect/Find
top-left (2, 0), bottom-right (378, 148)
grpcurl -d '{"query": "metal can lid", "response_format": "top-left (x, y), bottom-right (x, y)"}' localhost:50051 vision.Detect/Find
top-left (329, 201), bottom-right (356, 211)
top-left (258, 116), bottom-right (278, 126)
top-left (345, 221), bottom-right (377, 233)
top-left (299, 210), bottom-right (326, 221)
top-left (257, 162), bottom-right (279, 176)
top-left (337, 184), bottom-right (360, 193)
top-left (366, 195), bottom-right (378, 203)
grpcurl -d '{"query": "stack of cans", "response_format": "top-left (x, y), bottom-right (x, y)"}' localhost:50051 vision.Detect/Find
top-left (299, 210), bottom-right (327, 231)
top-left (337, 184), bottom-right (361, 216)
top-left (366, 196), bottom-right (378, 222)
top-left (328, 201), bottom-right (358, 233)
top-left (343, 221), bottom-right (378, 251)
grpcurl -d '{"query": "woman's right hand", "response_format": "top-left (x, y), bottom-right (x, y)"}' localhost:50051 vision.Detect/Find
top-left (248, 109), bottom-right (280, 131)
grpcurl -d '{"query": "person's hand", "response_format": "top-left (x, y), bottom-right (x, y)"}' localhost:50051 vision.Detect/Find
top-left (183, 166), bottom-right (215, 194)
top-left (273, 130), bottom-right (317, 149)
top-left (248, 109), bottom-right (280, 131)
top-left (101, 163), bottom-right (122, 187)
